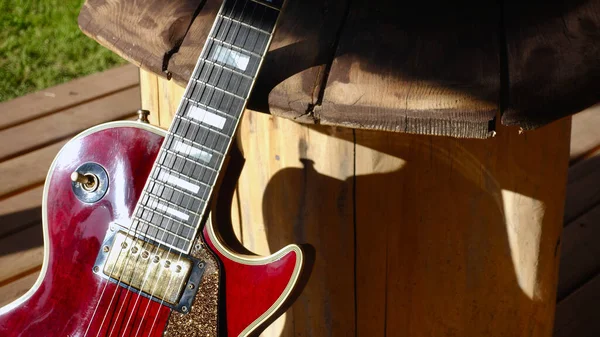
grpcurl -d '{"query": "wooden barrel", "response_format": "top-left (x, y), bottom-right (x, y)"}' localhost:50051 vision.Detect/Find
top-left (141, 70), bottom-right (571, 337)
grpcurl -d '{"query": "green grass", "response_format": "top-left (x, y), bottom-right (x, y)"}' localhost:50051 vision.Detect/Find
top-left (0, 0), bottom-right (127, 102)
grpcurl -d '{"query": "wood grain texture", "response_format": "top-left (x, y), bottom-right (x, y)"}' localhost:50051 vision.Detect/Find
top-left (79, 0), bottom-right (204, 79)
top-left (320, 0), bottom-right (500, 138)
top-left (570, 104), bottom-right (600, 163)
top-left (0, 64), bottom-right (138, 131)
top-left (143, 72), bottom-right (571, 337)
top-left (503, 0), bottom-right (600, 129)
top-left (81, 0), bottom-right (600, 136)
top-left (0, 87), bottom-right (139, 161)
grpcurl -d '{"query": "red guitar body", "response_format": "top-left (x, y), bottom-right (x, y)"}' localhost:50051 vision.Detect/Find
top-left (0, 122), bottom-right (303, 337)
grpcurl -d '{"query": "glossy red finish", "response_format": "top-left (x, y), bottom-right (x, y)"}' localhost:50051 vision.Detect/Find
top-left (0, 124), bottom-right (300, 337)
top-left (203, 228), bottom-right (298, 336)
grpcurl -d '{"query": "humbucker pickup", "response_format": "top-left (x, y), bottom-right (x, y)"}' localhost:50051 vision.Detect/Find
top-left (93, 227), bottom-right (206, 313)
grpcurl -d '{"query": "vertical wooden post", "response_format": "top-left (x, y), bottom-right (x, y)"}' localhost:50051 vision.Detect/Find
top-left (141, 70), bottom-right (571, 337)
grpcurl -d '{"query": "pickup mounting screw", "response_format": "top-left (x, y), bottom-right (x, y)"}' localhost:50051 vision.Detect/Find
top-left (102, 246), bottom-right (110, 253)
top-left (93, 266), bottom-right (100, 273)
top-left (198, 262), bottom-right (205, 269)
top-left (188, 283), bottom-right (195, 290)
top-left (181, 306), bottom-right (188, 313)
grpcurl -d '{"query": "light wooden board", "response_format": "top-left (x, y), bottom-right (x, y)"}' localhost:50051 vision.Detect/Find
top-left (570, 104), bottom-right (600, 163)
top-left (0, 64), bottom-right (138, 130)
top-left (144, 73), bottom-right (571, 337)
top-left (0, 87), bottom-right (140, 161)
top-left (0, 272), bottom-right (40, 308)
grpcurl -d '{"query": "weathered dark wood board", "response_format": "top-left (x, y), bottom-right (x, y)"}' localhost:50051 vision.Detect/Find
top-left (79, 0), bottom-right (600, 138)
top-left (503, 1), bottom-right (600, 129)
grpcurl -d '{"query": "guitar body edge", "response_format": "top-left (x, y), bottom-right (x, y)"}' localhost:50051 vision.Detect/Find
top-left (0, 121), bottom-right (303, 337)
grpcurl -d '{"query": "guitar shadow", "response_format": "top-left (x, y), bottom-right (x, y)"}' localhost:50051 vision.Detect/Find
top-left (214, 124), bottom-right (565, 336)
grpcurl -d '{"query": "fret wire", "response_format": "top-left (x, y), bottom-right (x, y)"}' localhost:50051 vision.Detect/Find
top-left (247, 0), bottom-right (281, 11)
top-left (137, 204), bottom-right (197, 230)
top-left (207, 36), bottom-right (262, 58)
top-left (192, 78), bottom-right (247, 100)
top-left (144, 191), bottom-right (203, 218)
top-left (182, 97), bottom-right (239, 120)
top-left (200, 59), bottom-right (254, 80)
top-left (133, 218), bottom-right (194, 241)
top-left (155, 163), bottom-right (214, 188)
top-left (168, 133), bottom-right (226, 157)
top-left (133, 218), bottom-right (193, 244)
top-left (163, 147), bottom-right (220, 173)
top-left (176, 114), bottom-right (233, 139)
top-left (218, 13), bottom-right (272, 35)
top-left (149, 178), bottom-right (208, 202)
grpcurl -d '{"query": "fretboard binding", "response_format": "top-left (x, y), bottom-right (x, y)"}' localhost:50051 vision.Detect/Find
top-left (192, 78), bottom-right (247, 100)
top-left (200, 59), bottom-right (254, 80)
top-left (133, 218), bottom-right (194, 242)
top-left (176, 115), bottom-right (232, 139)
top-left (156, 163), bottom-right (213, 188)
top-left (182, 97), bottom-right (238, 120)
top-left (163, 147), bottom-right (219, 173)
top-left (248, 0), bottom-right (281, 11)
top-left (218, 14), bottom-right (272, 35)
top-left (144, 192), bottom-right (203, 218)
top-left (137, 204), bottom-right (196, 230)
top-left (169, 134), bottom-right (226, 157)
top-left (208, 37), bottom-right (262, 58)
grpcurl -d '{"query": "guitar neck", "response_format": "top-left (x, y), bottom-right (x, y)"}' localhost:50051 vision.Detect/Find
top-left (132, 0), bottom-right (284, 253)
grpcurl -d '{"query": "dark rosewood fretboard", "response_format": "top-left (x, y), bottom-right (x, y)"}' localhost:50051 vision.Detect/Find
top-left (131, 0), bottom-right (284, 253)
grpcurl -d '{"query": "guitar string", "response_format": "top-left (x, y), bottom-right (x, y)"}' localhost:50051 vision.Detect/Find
top-left (125, 1), bottom-right (250, 335)
top-left (83, 3), bottom-right (237, 335)
top-left (110, 3), bottom-right (245, 336)
top-left (145, 2), bottom-right (266, 336)
top-left (117, 1), bottom-right (260, 335)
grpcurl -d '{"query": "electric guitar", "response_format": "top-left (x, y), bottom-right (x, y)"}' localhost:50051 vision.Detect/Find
top-left (0, 0), bottom-right (304, 336)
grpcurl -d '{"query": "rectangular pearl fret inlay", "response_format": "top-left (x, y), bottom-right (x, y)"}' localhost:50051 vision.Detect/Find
top-left (172, 140), bottom-right (213, 163)
top-left (158, 171), bottom-right (201, 194)
top-left (187, 105), bottom-right (226, 129)
top-left (210, 44), bottom-right (250, 71)
top-left (154, 202), bottom-right (190, 221)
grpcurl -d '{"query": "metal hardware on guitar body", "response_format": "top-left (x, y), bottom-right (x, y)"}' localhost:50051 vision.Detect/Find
top-left (71, 162), bottom-right (108, 203)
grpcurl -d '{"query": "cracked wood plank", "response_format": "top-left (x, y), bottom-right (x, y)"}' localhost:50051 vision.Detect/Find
top-left (320, 0), bottom-right (500, 138)
top-left (78, 0), bottom-right (205, 79)
top-left (503, 0), bottom-right (600, 129)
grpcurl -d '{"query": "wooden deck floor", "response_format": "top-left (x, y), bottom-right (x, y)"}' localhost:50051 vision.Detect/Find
top-left (0, 65), bottom-right (598, 335)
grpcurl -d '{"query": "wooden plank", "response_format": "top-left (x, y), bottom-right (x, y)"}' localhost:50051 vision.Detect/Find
top-left (563, 153), bottom-right (600, 223)
top-left (352, 119), bottom-right (570, 336)
top-left (139, 69), bottom-right (161, 126)
top-left (0, 272), bottom-right (40, 307)
top-left (232, 110), bottom-right (356, 337)
top-left (554, 274), bottom-right (600, 337)
top-left (558, 203), bottom-right (600, 301)
top-left (320, 0), bottom-right (500, 138)
top-left (0, 225), bottom-right (44, 285)
top-left (78, 0), bottom-right (204, 81)
top-left (0, 64), bottom-right (138, 130)
top-left (503, 1), bottom-right (600, 129)
top-left (570, 104), bottom-right (600, 163)
top-left (0, 191), bottom-right (43, 239)
top-left (0, 141), bottom-right (67, 198)
top-left (0, 87), bottom-right (140, 161)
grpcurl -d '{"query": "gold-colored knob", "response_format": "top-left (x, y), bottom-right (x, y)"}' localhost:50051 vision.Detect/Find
top-left (71, 172), bottom-right (98, 191)
top-left (137, 109), bottom-right (150, 124)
